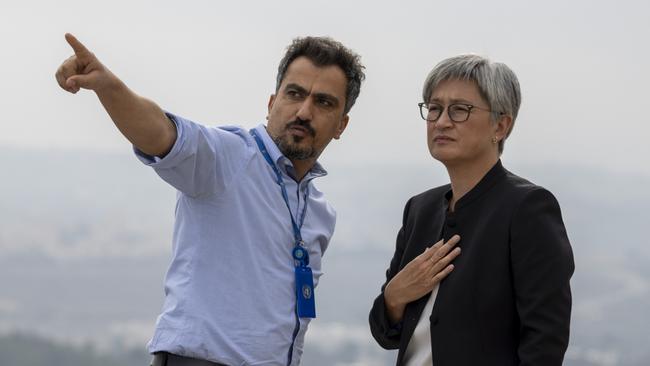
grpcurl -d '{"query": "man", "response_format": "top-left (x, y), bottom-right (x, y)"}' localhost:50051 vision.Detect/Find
top-left (55, 33), bottom-right (364, 366)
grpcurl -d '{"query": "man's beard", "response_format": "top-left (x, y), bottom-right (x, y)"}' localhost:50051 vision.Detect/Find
top-left (273, 120), bottom-right (317, 160)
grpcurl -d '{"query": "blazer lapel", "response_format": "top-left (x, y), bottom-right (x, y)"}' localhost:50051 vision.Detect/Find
top-left (397, 192), bottom-right (447, 363)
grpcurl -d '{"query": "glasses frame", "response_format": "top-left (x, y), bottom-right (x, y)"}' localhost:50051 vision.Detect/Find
top-left (418, 102), bottom-right (496, 123)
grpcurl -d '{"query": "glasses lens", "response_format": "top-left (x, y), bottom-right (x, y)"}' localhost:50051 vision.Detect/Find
top-left (449, 104), bottom-right (470, 122)
top-left (425, 103), bottom-right (442, 121)
top-left (419, 104), bottom-right (428, 120)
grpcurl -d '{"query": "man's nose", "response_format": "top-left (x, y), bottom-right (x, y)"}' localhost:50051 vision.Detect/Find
top-left (295, 99), bottom-right (314, 121)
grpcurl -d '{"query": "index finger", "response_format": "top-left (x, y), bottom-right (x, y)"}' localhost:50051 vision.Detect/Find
top-left (65, 33), bottom-right (91, 55)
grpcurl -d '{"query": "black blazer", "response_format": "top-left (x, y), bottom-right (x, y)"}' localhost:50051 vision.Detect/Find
top-left (369, 161), bottom-right (574, 366)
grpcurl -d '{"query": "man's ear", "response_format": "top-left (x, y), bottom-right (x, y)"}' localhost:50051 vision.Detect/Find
top-left (333, 115), bottom-right (350, 140)
top-left (267, 94), bottom-right (276, 116)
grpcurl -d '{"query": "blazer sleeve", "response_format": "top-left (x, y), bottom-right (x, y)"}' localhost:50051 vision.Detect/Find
top-left (369, 197), bottom-right (413, 349)
top-left (510, 188), bottom-right (575, 366)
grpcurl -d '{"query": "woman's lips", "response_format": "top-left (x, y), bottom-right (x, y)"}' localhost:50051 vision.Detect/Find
top-left (433, 135), bottom-right (455, 143)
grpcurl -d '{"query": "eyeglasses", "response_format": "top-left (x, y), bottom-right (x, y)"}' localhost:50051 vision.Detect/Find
top-left (418, 102), bottom-right (496, 123)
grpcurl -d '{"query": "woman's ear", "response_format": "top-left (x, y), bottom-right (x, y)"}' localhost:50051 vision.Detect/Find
top-left (494, 114), bottom-right (513, 142)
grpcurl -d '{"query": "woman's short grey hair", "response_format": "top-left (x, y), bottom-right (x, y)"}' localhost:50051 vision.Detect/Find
top-left (422, 54), bottom-right (521, 154)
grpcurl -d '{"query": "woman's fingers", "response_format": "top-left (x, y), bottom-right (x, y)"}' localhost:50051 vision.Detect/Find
top-left (423, 234), bottom-right (460, 262)
top-left (420, 238), bottom-right (444, 261)
top-left (430, 264), bottom-right (455, 285)
top-left (425, 235), bottom-right (461, 279)
top-left (390, 235), bottom-right (462, 304)
top-left (430, 247), bottom-right (461, 275)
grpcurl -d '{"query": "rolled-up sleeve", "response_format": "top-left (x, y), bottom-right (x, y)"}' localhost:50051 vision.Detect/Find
top-left (134, 112), bottom-right (254, 197)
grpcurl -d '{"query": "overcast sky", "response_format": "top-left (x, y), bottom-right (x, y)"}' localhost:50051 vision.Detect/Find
top-left (2, 0), bottom-right (649, 177)
top-left (1, 3), bottom-right (649, 362)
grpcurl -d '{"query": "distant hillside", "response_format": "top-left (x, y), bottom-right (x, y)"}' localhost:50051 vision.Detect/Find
top-left (0, 331), bottom-right (643, 366)
top-left (1, 146), bottom-right (649, 366)
top-left (0, 332), bottom-right (149, 366)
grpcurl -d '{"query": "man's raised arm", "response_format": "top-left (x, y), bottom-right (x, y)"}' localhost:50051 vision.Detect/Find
top-left (55, 33), bottom-right (176, 157)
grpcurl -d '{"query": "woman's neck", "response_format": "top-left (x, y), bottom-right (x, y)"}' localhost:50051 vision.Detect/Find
top-left (446, 156), bottom-right (499, 211)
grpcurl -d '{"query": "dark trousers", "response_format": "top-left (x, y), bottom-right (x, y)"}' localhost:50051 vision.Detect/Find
top-left (151, 352), bottom-right (227, 366)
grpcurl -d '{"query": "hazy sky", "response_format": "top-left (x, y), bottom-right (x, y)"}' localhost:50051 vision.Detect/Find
top-left (2, 0), bottom-right (649, 177)
top-left (1, 3), bottom-right (649, 363)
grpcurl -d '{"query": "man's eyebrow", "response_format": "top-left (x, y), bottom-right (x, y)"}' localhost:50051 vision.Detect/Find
top-left (285, 83), bottom-right (340, 106)
top-left (314, 92), bottom-right (340, 106)
top-left (284, 83), bottom-right (308, 94)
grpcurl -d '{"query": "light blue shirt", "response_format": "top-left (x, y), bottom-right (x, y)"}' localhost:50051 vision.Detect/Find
top-left (135, 113), bottom-right (336, 366)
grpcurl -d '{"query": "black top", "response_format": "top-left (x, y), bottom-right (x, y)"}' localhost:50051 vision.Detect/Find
top-left (369, 160), bottom-right (575, 366)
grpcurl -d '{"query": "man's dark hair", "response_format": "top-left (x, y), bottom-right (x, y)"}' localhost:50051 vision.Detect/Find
top-left (275, 36), bottom-right (365, 114)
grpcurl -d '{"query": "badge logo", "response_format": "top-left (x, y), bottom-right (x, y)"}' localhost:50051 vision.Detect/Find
top-left (302, 284), bottom-right (312, 299)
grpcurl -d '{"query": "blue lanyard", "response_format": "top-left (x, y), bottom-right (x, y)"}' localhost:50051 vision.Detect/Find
top-left (250, 130), bottom-right (310, 255)
top-left (251, 129), bottom-right (317, 358)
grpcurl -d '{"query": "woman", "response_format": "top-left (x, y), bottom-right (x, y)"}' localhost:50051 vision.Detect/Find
top-left (369, 55), bottom-right (575, 366)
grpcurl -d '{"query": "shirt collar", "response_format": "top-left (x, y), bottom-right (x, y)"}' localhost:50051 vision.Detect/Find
top-left (252, 124), bottom-right (328, 180)
top-left (444, 159), bottom-right (507, 211)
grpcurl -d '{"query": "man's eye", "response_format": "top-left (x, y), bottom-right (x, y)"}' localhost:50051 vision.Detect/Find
top-left (318, 98), bottom-right (333, 107)
top-left (286, 90), bottom-right (302, 99)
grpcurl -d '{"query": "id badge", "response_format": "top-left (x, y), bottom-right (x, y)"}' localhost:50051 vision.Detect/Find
top-left (295, 266), bottom-right (316, 318)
